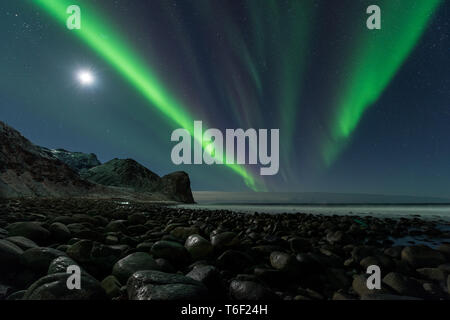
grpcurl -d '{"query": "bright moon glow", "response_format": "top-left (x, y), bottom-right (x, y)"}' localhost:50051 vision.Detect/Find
top-left (77, 70), bottom-right (94, 86)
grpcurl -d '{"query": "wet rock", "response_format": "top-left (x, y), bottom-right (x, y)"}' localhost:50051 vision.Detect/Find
top-left (112, 252), bottom-right (159, 283)
top-left (352, 274), bottom-right (390, 297)
top-left (436, 243), bottom-right (450, 258)
top-left (127, 270), bottom-right (207, 300)
top-left (171, 226), bottom-right (199, 241)
top-left (325, 268), bottom-right (352, 290)
top-left (48, 256), bottom-right (81, 275)
top-left (6, 222), bottom-right (50, 243)
top-left (49, 222), bottom-right (71, 241)
top-left (270, 251), bottom-right (300, 275)
top-left (101, 275), bottom-right (122, 299)
top-left (90, 243), bottom-right (123, 272)
top-left (105, 234), bottom-right (119, 245)
top-left (105, 220), bottom-right (127, 233)
top-left (401, 246), bottom-right (446, 268)
top-left (23, 272), bottom-right (106, 300)
top-left (251, 245), bottom-right (285, 259)
top-left (66, 240), bottom-right (93, 264)
top-left (0, 284), bottom-right (13, 299)
top-left (351, 246), bottom-right (376, 263)
top-left (211, 232), bottom-right (240, 250)
top-left (184, 234), bottom-right (213, 260)
top-left (0, 228), bottom-right (8, 239)
top-left (422, 282), bottom-right (445, 298)
top-left (360, 255), bottom-right (394, 275)
top-left (4, 236), bottom-right (38, 250)
top-left (136, 242), bottom-right (154, 252)
top-left (295, 253), bottom-right (322, 272)
top-left (326, 231), bottom-right (344, 244)
top-left (155, 258), bottom-right (176, 273)
top-left (229, 280), bottom-right (278, 300)
top-left (384, 246), bottom-right (403, 259)
top-left (416, 268), bottom-right (447, 282)
top-left (186, 265), bottom-right (224, 297)
top-left (382, 272), bottom-right (424, 297)
top-left (151, 240), bottom-right (189, 266)
top-left (22, 247), bottom-right (67, 274)
top-left (6, 290), bottom-right (26, 300)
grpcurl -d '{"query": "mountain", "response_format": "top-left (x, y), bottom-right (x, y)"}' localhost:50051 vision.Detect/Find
top-left (38, 147), bottom-right (101, 173)
top-left (0, 121), bottom-right (194, 203)
top-left (81, 159), bottom-right (195, 203)
top-left (0, 121), bottom-right (93, 198)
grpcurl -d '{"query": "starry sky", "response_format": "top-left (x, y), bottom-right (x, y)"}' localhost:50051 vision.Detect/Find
top-left (1, 0), bottom-right (449, 197)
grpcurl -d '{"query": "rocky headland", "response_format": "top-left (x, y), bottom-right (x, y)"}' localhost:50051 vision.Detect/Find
top-left (0, 121), bottom-right (194, 203)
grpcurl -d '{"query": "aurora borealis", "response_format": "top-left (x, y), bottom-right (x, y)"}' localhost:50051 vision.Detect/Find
top-left (1, 0), bottom-right (449, 197)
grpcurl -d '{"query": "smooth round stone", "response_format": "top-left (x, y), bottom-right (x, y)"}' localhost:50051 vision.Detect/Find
top-left (6, 222), bottom-right (50, 243)
top-left (184, 234), bottom-right (213, 260)
top-left (101, 275), bottom-right (122, 299)
top-left (49, 222), bottom-right (71, 241)
top-left (112, 252), bottom-right (159, 283)
top-left (48, 256), bottom-right (80, 275)
top-left (4, 236), bottom-right (38, 250)
top-left (211, 232), bottom-right (239, 250)
top-left (229, 280), bottom-right (278, 300)
top-left (401, 246), bottom-right (446, 268)
top-left (0, 239), bottom-right (23, 268)
top-left (66, 240), bottom-right (93, 263)
top-left (151, 240), bottom-right (189, 265)
top-left (127, 270), bottom-right (208, 300)
top-left (171, 226), bottom-right (199, 241)
top-left (105, 220), bottom-right (127, 233)
top-left (23, 273), bottom-right (106, 300)
top-left (22, 247), bottom-right (67, 274)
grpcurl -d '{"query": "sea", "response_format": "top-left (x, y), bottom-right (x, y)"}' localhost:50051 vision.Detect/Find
top-left (175, 203), bottom-right (450, 248)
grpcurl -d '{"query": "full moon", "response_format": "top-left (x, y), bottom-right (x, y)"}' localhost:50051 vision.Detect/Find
top-left (77, 70), bottom-right (95, 86)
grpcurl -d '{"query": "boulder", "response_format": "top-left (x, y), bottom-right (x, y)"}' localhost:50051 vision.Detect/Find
top-left (229, 280), bottom-right (278, 300)
top-left (127, 270), bottom-right (207, 300)
top-left (401, 246), bottom-right (446, 268)
top-left (382, 272), bottom-right (424, 297)
top-left (112, 252), bottom-right (159, 283)
top-left (66, 240), bottom-right (93, 264)
top-left (23, 273), bottom-right (106, 300)
top-left (184, 234), bottom-right (213, 260)
top-left (151, 240), bottom-right (189, 266)
top-left (4, 236), bottom-right (37, 251)
top-left (49, 222), bottom-right (71, 241)
top-left (0, 239), bottom-right (23, 270)
top-left (171, 226), bottom-right (199, 241)
top-left (211, 232), bottom-right (240, 250)
top-left (22, 247), bottom-right (67, 274)
top-left (6, 222), bottom-right (50, 243)
top-left (101, 275), bottom-right (122, 299)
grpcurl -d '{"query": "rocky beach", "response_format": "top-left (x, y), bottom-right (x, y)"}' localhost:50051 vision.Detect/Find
top-left (0, 198), bottom-right (449, 301)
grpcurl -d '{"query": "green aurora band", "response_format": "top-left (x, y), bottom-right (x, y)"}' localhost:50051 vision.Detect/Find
top-left (323, 0), bottom-right (443, 166)
top-left (32, 0), bottom-right (261, 191)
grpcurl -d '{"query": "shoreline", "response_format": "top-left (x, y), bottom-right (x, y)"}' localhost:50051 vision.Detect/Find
top-left (175, 203), bottom-right (450, 223)
top-left (0, 198), bottom-right (449, 300)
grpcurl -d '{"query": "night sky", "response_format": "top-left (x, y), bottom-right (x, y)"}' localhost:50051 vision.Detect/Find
top-left (1, 0), bottom-right (449, 197)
